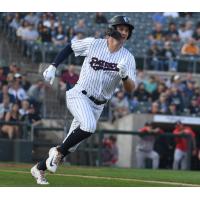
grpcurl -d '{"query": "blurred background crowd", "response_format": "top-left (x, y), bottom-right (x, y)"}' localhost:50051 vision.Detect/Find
top-left (1, 12), bottom-right (200, 170)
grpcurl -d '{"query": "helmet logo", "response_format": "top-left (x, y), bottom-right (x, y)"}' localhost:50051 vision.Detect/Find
top-left (123, 16), bottom-right (129, 23)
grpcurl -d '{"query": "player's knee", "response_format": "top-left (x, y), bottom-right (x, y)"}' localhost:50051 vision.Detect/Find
top-left (81, 121), bottom-right (96, 133)
top-left (154, 153), bottom-right (159, 160)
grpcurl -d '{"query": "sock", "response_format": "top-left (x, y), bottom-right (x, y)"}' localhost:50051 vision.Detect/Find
top-left (58, 127), bottom-right (92, 156)
top-left (37, 157), bottom-right (48, 171)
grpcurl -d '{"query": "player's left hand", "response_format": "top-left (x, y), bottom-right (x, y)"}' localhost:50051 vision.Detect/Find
top-left (43, 65), bottom-right (56, 85)
top-left (117, 59), bottom-right (128, 79)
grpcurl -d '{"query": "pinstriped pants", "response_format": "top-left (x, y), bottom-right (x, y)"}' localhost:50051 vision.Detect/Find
top-left (63, 85), bottom-right (104, 152)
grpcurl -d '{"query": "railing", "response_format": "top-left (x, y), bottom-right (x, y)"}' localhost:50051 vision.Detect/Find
top-left (137, 55), bottom-right (200, 73)
top-left (0, 121), bottom-right (30, 139)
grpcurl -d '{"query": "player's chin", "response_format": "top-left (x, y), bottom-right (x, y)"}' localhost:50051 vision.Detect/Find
top-left (121, 38), bottom-right (127, 44)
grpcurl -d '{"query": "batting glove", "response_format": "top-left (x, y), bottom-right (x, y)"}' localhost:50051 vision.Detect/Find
top-left (117, 59), bottom-right (128, 80)
top-left (43, 64), bottom-right (56, 85)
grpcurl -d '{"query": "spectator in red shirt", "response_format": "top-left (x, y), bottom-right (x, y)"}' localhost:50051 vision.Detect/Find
top-left (172, 121), bottom-right (196, 170)
top-left (59, 64), bottom-right (79, 91)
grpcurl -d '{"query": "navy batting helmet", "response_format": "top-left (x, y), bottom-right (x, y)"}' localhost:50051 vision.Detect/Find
top-left (108, 15), bottom-right (134, 40)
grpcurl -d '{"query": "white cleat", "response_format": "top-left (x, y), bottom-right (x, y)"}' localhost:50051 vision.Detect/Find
top-left (46, 147), bottom-right (63, 173)
top-left (31, 164), bottom-right (49, 185)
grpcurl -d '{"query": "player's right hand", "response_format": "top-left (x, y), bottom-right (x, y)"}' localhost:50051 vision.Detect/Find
top-left (117, 58), bottom-right (128, 79)
top-left (43, 64), bottom-right (56, 85)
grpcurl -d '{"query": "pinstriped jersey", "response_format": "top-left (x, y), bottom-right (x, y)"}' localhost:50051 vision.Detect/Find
top-left (71, 37), bottom-right (136, 101)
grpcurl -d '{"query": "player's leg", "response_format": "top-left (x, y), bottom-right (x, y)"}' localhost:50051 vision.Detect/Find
top-left (46, 90), bottom-right (104, 173)
top-left (173, 149), bottom-right (183, 170)
top-left (136, 150), bottom-right (145, 168)
top-left (148, 150), bottom-right (159, 169)
top-left (180, 152), bottom-right (188, 170)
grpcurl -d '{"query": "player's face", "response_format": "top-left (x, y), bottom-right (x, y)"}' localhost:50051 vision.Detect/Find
top-left (116, 25), bottom-right (129, 42)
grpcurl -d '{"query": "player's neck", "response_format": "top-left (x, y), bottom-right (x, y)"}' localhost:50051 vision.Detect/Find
top-left (107, 38), bottom-right (123, 53)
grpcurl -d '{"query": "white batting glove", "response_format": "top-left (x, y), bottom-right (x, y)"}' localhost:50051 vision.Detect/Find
top-left (43, 65), bottom-right (56, 85)
top-left (117, 59), bottom-right (128, 79)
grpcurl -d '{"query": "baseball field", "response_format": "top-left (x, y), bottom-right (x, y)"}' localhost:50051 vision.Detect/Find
top-left (0, 163), bottom-right (200, 187)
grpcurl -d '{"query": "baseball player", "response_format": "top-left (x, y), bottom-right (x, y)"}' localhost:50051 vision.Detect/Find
top-left (31, 15), bottom-right (136, 184)
top-left (136, 122), bottom-right (163, 169)
top-left (172, 121), bottom-right (196, 170)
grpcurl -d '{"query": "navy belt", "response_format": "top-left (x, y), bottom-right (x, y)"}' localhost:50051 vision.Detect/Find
top-left (82, 90), bottom-right (107, 105)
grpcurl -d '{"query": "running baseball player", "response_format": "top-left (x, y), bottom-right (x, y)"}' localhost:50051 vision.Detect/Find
top-left (31, 15), bottom-right (137, 184)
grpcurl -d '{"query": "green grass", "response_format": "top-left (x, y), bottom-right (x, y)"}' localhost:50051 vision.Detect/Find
top-left (0, 163), bottom-right (200, 187)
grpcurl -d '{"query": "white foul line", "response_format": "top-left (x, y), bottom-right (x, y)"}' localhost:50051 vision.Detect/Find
top-left (0, 169), bottom-right (199, 187)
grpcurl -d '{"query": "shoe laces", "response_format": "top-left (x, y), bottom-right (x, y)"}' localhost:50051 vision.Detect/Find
top-left (39, 170), bottom-right (48, 182)
top-left (53, 151), bottom-right (62, 165)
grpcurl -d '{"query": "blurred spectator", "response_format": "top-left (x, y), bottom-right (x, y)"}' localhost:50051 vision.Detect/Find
top-left (8, 73), bottom-right (29, 102)
top-left (1, 103), bottom-right (20, 139)
top-left (182, 80), bottom-right (195, 106)
top-left (165, 22), bottom-right (179, 42)
top-left (188, 97), bottom-right (200, 116)
top-left (0, 95), bottom-right (12, 120)
top-left (71, 29), bottom-right (85, 42)
top-left (20, 73), bottom-right (31, 91)
top-left (148, 23), bottom-right (166, 42)
top-left (110, 90), bottom-right (129, 122)
top-left (192, 26), bottom-right (200, 42)
top-left (133, 82), bottom-right (151, 102)
top-left (143, 75), bottom-right (158, 94)
top-left (166, 102), bottom-right (180, 115)
top-left (8, 63), bottom-right (20, 75)
top-left (21, 23), bottom-right (39, 41)
top-left (41, 13), bottom-right (51, 28)
top-left (151, 82), bottom-right (167, 101)
top-left (16, 20), bottom-right (29, 39)
top-left (128, 96), bottom-right (139, 113)
top-left (157, 93), bottom-right (168, 114)
top-left (94, 30), bottom-right (103, 39)
top-left (148, 102), bottom-right (161, 114)
top-left (159, 41), bottom-right (178, 71)
top-left (66, 27), bottom-right (75, 41)
top-left (181, 38), bottom-right (200, 56)
top-left (0, 84), bottom-right (16, 103)
top-left (21, 104), bottom-right (42, 126)
top-left (0, 66), bottom-right (7, 85)
top-left (52, 25), bottom-right (68, 46)
top-left (74, 19), bottom-right (87, 35)
top-left (172, 121), bottom-right (196, 170)
top-left (19, 99), bottom-right (30, 116)
top-left (27, 79), bottom-right (45, 111)
top-left (163, 12), bottom-right (179, 18)
top-left (152, 12), bottom-right (166, 25)
top-left (102, 136), bottom-right (118, 166)
top-left (38, 25), bottom-right (52, 43)
top-left (24, 12), bottom-right (39, 27)
top-left (178, 23), bottom-right (193, 42)
top-left (9, 13), bottom-right (21, 30)
top-left (136, 122), bottom-right (163, 169)
top-left (146, 42), bottom-right (161, 70)
top-left (168, 86), bottom-right (185, 112)
top-left (170, 74), bottom-right (185, 92)
top-left (59, 64), bottom-right (79, 91)
top-left (94, 12), bottom-right (108, 24)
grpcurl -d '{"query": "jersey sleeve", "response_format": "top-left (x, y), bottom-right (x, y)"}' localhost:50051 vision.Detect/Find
top-left (126, 54), bottom-right (137, 86)
top-left (71, 37), bottom-right (95, 57)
